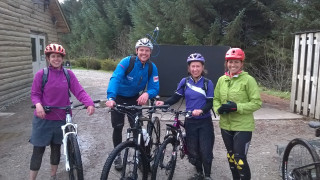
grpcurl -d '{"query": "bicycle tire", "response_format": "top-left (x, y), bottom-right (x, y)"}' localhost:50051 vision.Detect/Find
top-left (100, 141), bottom-right (148, 180)
top-left (147, 117), bottom-right (161, 159)
top-left (67, 133), bottom-right (84, 180)
top-left (151, 136), bottom-right (178, 180)
top-left (282, 138), bottom-right (320, 180)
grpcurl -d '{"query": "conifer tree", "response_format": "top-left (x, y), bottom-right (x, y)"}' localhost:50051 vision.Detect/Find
top-left (221, 8), bottom-right (245, 47)
top-left (204, 18), bottom-right (222, 45)
top-left (182, 26), bottom-right (201, 45)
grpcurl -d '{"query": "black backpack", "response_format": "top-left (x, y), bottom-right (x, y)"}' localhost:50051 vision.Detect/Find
top-left (125, 55), bottom-right (153, 80)
top-left (42, 67), bottom-right (71, 97)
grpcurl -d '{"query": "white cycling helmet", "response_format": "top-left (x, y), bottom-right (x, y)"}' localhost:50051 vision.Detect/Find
top-left (135, 38), bottom-right (153, 50)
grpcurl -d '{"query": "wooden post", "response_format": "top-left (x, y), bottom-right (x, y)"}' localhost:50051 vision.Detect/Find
top-left (290, 35), bottom-right (301, 113)
top-left (303, 33), bottom-right (314, 116)
top-left (315, 32), bottom-right (320, 119)
top-left (296, 34), bottom-right (307, 114)
top-left (311, 32), bottom-right (320, 118)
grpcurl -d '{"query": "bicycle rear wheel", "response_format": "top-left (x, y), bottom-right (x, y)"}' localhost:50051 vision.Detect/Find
top-left (151, 136), bottom-right (178, 180)
top-left (100, 141), bottom-right (148, 180)
top-left (282, 138), bottom-right (320, 180)
top-left (67, 133), bottom-right (84, 180)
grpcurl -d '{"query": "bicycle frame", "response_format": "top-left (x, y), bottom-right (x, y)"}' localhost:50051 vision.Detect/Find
top-left (117, 104), bottom-right (168, 147)
top-left (165, 110), bottom-right (191, 157)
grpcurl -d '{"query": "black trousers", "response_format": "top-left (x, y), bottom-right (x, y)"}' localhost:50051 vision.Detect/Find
top-left (110, 95), bottom-right (140, 147)
top-left (221, 129), bottom-right (252, 180)
top-left (185, 117), bottom-right (214, 177)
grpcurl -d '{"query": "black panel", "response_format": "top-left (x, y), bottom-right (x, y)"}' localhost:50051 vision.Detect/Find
top-left (151, 45), bottom-right (230, 96)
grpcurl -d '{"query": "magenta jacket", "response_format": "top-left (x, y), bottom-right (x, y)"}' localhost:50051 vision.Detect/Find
top-left (31, 67), bottom-right (94, 120)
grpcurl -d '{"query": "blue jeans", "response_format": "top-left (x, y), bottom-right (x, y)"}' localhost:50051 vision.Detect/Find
top-left (185, 117), bottom-right (214, 176)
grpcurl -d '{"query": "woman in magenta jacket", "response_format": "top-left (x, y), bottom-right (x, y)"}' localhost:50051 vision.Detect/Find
top-left (29, 43), bottom-right (95, 180)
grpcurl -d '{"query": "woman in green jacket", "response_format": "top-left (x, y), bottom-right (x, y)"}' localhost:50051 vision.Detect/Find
top-left (213, 48), bottom-right (262, 180)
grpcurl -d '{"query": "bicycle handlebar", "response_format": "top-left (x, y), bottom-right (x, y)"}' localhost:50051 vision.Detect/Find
top-left (167, 109), bottom-right (192, 118)
top-left (31, 100), bottom-right (101, 111)
top-left (72, 100), bottom-right (101, 108)
top-left (114, 104), bottom-right (170, 112)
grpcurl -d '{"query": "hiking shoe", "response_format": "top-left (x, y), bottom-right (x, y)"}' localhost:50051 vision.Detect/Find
top-left (188, 172), bottom-right (204, 180)
top-left (204, 176), bottom-right (212, 180)
top-left (114, 154), bottom-right (123, 171)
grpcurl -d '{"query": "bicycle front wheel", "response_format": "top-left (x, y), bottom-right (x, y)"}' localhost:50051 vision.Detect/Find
top-left (151, 136), bottom-right (178, 180)
top-left (147, 117), bottom-right (161, 159)
top-left (67, 133), bottom-right (84, 180)
top-left (282, 138), bottom-right (320, 180)
top-left (100, 141), bottom-right (148, 180)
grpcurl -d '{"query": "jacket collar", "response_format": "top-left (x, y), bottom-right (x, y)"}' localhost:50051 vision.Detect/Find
top-left (225, 70), bottom-right (242, 78)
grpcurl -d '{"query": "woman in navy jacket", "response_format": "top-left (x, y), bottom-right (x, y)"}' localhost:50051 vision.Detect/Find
top-left (156, 53), bottom-right (214, 180)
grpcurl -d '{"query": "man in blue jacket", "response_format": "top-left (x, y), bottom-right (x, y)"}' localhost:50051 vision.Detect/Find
top-left (105, 37), bottom-right (159, 170)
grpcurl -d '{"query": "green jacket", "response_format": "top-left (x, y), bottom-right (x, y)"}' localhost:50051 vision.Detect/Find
top-left (213, 72), bottom-right (262, 131)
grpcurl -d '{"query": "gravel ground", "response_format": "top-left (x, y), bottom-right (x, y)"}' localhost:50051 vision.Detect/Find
top-left (0, 69), bottom-right (317, 180)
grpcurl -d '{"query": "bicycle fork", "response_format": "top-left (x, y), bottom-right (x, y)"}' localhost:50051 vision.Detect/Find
top-left (124, 128), bottom-right (142, 179)
top-left (61, 123), bottom-right (78, 171)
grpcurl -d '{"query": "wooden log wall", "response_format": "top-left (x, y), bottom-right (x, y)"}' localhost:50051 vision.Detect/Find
top-left (290, 32), bottom-right (320, 119)
top-left (0, 0), bottom-right (68, 110)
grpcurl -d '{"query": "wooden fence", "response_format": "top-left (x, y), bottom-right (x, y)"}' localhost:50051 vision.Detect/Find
top-left (290, 31), bottom-right (320, 119)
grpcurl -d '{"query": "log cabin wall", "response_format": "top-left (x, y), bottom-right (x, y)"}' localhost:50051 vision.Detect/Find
top-left (0, 0), bottom-right (70, 110)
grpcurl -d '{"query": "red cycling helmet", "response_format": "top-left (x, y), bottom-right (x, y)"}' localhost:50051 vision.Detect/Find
top-left (225, 48), bottom-right (245, 61)
top-left (45, 43), bottom-right (66, 56)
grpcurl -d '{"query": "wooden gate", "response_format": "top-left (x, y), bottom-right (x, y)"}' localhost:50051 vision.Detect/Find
top-left (290, 31), bottom-right (320, 119)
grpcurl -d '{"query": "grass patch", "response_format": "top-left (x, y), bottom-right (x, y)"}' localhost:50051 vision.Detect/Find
top-left (260, 86), bottom-right (291, 100)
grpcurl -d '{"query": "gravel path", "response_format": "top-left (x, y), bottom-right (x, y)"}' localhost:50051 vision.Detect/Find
top-left (0, 69), bottom-right (316, 180)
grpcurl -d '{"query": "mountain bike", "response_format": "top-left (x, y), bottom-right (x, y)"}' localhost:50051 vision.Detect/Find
top-left (281, 121), bottom-right (320, 180)
top-left (100, 104), bottom-right (169, 180)
top-left (151, 109), bottom-right (192, 180)
top-left (32, 100), bottom-right (100, 180)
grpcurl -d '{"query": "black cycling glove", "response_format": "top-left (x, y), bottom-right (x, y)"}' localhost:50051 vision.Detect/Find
top-left (218, 101), bottom-right (237, 114)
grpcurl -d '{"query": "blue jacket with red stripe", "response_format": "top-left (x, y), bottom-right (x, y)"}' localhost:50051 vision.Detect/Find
top-left (107, 56), bottom-right (159, 100)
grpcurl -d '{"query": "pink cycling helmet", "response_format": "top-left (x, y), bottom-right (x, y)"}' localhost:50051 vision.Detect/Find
top-left (45, 43), bottom-right (66, 56)
top-left (187, 53), bottom-right (205, 64)
top-left (225, 48), bottom-right (245, 61)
